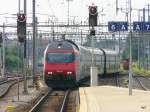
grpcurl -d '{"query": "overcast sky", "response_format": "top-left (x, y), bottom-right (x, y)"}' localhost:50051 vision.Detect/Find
top-left (0, 0), bottom-right (150, 25)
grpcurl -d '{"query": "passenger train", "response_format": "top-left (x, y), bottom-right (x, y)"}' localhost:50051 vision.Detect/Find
top-left (43, 40), bottom-right (120, 88)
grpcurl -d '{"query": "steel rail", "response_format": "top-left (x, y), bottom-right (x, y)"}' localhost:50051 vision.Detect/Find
top-left (28, 90), bottom-right (52, 112)
top-left (134, 76), bottom-right (150, 91)
top-left (138, 75), bottom-right (150, 82)
top-left (0, 78), bottom-right (24, 98)
top-left (0, 77), bottom-right (21, 85)
top-left (60, 90), bottom-right (70, 112)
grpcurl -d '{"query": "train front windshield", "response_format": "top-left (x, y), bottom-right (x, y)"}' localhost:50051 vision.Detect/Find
top-left (46, 52), bottom-right (75, 63)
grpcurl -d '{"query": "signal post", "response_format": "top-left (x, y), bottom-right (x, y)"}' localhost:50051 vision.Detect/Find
top-left (89, 5), bottom-right (98, 86)
top-left (17, 12), bottom-right (28, 94)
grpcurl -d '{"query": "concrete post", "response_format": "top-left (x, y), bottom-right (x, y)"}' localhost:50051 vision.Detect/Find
top-left (90, 66), bottom-right (98, 86)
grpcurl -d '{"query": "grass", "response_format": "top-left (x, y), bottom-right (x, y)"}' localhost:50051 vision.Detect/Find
top-left (119, 62), bottom-right (150, 77)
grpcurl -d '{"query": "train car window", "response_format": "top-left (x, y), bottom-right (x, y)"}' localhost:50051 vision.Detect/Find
top-left (46, 52), bottom-right (75, 63)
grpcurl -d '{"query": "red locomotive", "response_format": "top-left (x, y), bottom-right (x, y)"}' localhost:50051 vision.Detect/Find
top-left (43, 40), bottom-right (120, 89)
top-left (43, 40), bottom-right (80, 88)
top-left (123, 59), bottom-right (129, 70)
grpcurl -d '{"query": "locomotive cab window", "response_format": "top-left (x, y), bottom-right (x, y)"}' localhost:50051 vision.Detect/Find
top-left (46, 52), bottom-right (75, 63)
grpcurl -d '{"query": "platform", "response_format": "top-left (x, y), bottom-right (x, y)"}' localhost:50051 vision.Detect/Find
top-left (79, 86), bottom-right (150, 112)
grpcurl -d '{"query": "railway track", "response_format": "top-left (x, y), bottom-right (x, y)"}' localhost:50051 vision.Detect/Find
top-left (0, 77), bottom-right (24, 98)
top-left (79, 73), bottom-right (122, 87)
top-left (0, 77), bottom-right (7, 84)
top-left (134, 76), bottom-right (150, 91)
top-left (29, 89), bottom-right (78, 112)
top-left (98, 73), bottom-right (120, 87)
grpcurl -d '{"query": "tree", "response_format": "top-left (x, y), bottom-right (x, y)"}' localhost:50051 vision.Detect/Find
top-left (5, 44), bottom-right (22, 72)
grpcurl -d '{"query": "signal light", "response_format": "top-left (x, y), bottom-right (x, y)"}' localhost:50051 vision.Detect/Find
top-left (89, 6), bottom-right (98, 26)
top-left (17, 13), bottom-right (26, 43)
top-left (90, 28), bottom-right (95, 36)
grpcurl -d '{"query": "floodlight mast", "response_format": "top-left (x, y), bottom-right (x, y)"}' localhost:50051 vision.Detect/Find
top-left (32, 0), bottom-right (37, 88)
top-left (129, 0), bottom-right (133, 96)
top-left (116, 0), bottom-right (132, 95)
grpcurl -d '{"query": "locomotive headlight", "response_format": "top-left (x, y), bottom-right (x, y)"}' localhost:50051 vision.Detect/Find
top-left (48, 72), bottom-right (53, 74)
top-left (67, 72), bottom-right (72, 74)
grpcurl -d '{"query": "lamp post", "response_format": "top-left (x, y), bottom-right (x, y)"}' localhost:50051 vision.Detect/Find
top-left (23, 0), bottom-right (28, 94)
top-left (116, 0), bottom-right (132, 95)
top-left (129, 0), bottom-right (132, 95)
top-left (32, 0), bottom-right (37, 87)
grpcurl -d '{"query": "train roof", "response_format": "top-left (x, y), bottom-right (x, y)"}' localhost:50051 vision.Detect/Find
top-left (45, 40), bottom-right (79, 51)
top-left (45, 40), bottom-right (118, 56)
top-left (79, 45), bottom-right (118, 55)
top-left (103, 49), bottom-right (119, 55)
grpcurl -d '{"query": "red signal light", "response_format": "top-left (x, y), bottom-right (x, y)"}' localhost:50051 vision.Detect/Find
top-left (89, 6), bottom-right (97, 15)
top-left (89, 5), bottom-right (98, 26)
top-left (17, 13), bottom-right (26, 22)
top-left (17, 13), bottom-right (26, 43)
